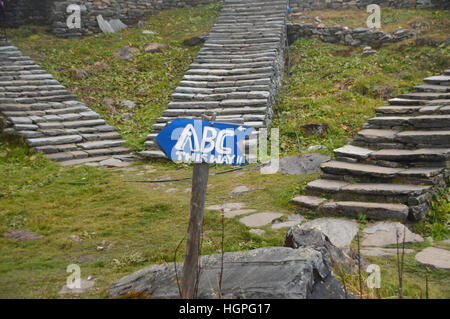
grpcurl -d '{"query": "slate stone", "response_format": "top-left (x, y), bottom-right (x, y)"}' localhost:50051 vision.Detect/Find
top-left (292, 195), bottom-right (327, 208)
top-left (114, 46), bottom-right (138, 61)
top-left (362, 222), bottom-right (424, 247)
top-left (249, 229), bottom-right (266, 236)
top-left (108, 247), bottom-right (346, 299)
top-left (224, 209), bottom-right (256, 218)
top-left (3, 229), bottom-right (43, 241)
top-left (239, 212), bottom-right (283, 227)
top-left (206, 203), bottom-right (246, 212)
top-left (296, 218), bottom-right (359, 248)
top-left (230, 185), bottom-right (252, 196)
top-left (415, 247), bottom-right (450, 270)
top-left (272, 221), bottom-right (302, 230)
top-left (143, 43), bottom-right (167, 53)
top-left (266, 154), bottom-right (331, 175)
top-left (58, 278), bottom-right (96, 295)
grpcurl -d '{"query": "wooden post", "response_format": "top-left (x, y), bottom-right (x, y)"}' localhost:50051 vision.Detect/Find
top-left (181, 162), bottom-right (209, 299)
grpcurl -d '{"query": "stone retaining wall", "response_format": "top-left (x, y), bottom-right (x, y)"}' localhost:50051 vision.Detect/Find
top-left (288, 0), bottom-right (450, 10)
top-left (287, 22), bottom-right (417, 47)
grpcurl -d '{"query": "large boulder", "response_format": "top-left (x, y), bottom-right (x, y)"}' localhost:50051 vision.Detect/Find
top-left (108, 247), bottom-right (346, 299)
top-left (285, 227), bottom-right (355, 272)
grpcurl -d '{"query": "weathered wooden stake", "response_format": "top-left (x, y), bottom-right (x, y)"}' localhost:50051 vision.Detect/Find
top-left (181, 162), bottom-right (209, 299)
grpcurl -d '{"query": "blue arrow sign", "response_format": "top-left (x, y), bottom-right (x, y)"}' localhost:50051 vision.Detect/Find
top-left (155, 118), bottom-right (253, 166)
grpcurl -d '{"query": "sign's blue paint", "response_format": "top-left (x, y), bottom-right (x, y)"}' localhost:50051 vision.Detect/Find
top-left (155, 118), bottom-right (253, 166)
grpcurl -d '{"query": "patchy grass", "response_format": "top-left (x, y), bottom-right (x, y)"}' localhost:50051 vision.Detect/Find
top-left (0, 140), bottom-right (314, 298)
top-left (291, 8), bottom-right (450, 41)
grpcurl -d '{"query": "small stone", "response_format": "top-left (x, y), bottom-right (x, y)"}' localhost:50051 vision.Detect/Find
top-left (307, 145), bottom-right (325, 152)
top-left (96, 246), bottom-right (104, 251)
top-left (415, 247), bottom-right (450, 270)
top-left (114, 46), bottom-right (138, 61)
top-left (230, 185), bottom-right (251, 196)
top-left (300, 122), bottom-right (330, 137)
top-left (70, 68), bottom-right (88, 80)
top-left (143, 42), bottom-right (167, 53)
top-left (239, 212), bottom-right (283, 227)
top-left (102, 97), bottom-right (114, 107)
top-left (121, 113), bottom-right (132, 120)
top-left (68, 235), bottom-right (84, 243)
top-left (142, 30), bottom-right (156, 35)
top-left (100, 158), bottom-right (130, 167)
top-left (120, 100), bottom-right (135, 109)
top-left (137, 21), bottom-right (147, 28)
top-left (165, 188), bottom-right (178, 194)
top-left (249, 229), bottom-right (266, 236)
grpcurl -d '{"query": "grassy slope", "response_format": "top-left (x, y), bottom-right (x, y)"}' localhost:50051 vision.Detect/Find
top-left (0, 6), bottom-right (448, 298)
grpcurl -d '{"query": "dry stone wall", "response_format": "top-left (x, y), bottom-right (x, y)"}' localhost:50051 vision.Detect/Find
top-left (288, 0), bottom-right (449, 10)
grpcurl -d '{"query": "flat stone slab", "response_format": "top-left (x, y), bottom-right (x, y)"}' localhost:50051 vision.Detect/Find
top-left (272, 220), bottom-right (302, 230)
top-left (362, 222), bottom-right (424, 247)
top-left (334, 144), bottom-right (373, 160)
top-left (415, 247), bottom-right (450, 270)
top-left (361, 247), bottom-right (415, 257)
top-left (297, 218), bottom-right (359, 248)
top-left (58, 278), bottom-right (96, 295)
top-left (275, 154), bottom-right (331, 175)
top-left (99, 158), bottom-right (130, 167)
top-left (3, 229), bottom-right (43, 241)
top-left (230, 185), bottom-right (252, 196)
top-left (239, 212), bottom-right (283, 227)
top-left (292, 195), bottom-right (327, 208)
top-left (108, 247), bottom-right (346, 299)
top-left (224, 209), bottom-right (257, 218)
top-left (206, 202), bottom-right (246, 212)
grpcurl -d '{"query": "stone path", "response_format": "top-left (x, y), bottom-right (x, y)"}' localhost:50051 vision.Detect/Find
top-left (0, 40), bottom-right (134, 166)
top-left (292, 70), bottom-right (450, 221)
top-left (140, 0), bottom-right (288, 159)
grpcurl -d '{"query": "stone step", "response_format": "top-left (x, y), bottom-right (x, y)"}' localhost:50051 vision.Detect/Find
top-left (162, 106), bottom-right (268, 117)
top-left (367, 115), bottom-right (450, 129)
top-left (424, 75), bottom-right (450, 85)
top-left (139, 150), bottom-right (167, 159)
top-left (369, 148), bottom-right (450, 164)
top-left (78, 140), bottom-right (125, 150)
top-left (58, 156), bottom-right (112, 167)
top-left (305, 179), bottom-right (431, 205)
top-left (414, 84), bottom-right (450, 93)
top-left (27, 135), bottom-right (83, 147)
top-left (397, 92), bottom-right (450, 100)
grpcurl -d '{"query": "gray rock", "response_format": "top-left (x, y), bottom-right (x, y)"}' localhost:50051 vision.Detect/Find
top-left (273, 154), bottom-right (331, 175)
top-left (285, 227), bottom-right (355, 273)
top-left (102, 97), bottom-right (114, 107)
top-left (300, 122), bottom-right (330, 137)
top-left (297, 218), bottom-right (359, 248)
top-left (143, 42), bottom-right (167, 53)
top-left (239, 212), bottom-right (283, 227)
top-left (120, 100), bottom-right (135, 109)
top-left (108, 247), bottom-right (346, 299)
top-left (114, 46), bottom-right (138, 61)
top-left (230, 185), bottom-right (252, 196)
top-left (70, 68), bottom-right (88, 80)
top-left (292, 195), bottom-right (327, 208)
top-left (137, 21), bottom-right (147, 29)
top-left (58, 278), bottom-right (95, 295)
top-left (68, 235), bottom-right (84, 243)
top-left (362, 222), bottom-right (424, 247)
top-left (415, 247), bottom-right (450, 270)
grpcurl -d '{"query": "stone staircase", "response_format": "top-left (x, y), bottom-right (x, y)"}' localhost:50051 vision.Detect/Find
top-left (293, 71), bottom-right (450, 222)
top-left (0, 40), bottom-right (133, 166)
top-left (140, 0), bottom-right (288, 159)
